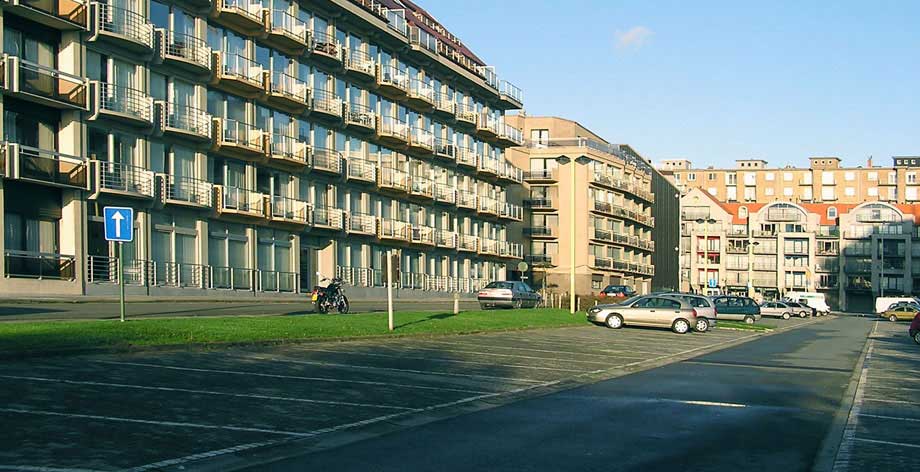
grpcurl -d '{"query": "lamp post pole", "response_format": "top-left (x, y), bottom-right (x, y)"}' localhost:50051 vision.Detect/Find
top-left (748, 240), bottom-right (760, 298)
top-left (696, 218), bottom-right (716, 294)
top-left (569, 157), bottom-right (576, 314)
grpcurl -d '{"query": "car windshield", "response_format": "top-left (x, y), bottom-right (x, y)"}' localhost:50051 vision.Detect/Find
top-left (484, 282), bottom-right (514, 289)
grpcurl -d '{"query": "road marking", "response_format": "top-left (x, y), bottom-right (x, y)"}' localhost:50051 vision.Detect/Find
top-left (852, 437), bottom-right (920, 449)
top-left (679, 400), bottom-right (747, 408)
top-left (421, 338), bottom-right (652, 358)
top-left (91, 360), bottom-right (491, 395)
top-left (273, 348), bottom-right (583, 373)
top-left (858, 413), bottom-right (920, 422)
top-left (126, 440), bottom-right (282, 472)
top-left (0, 466), bottom-right (106, 472)
top-left (0, 407), bottom-right (313, 437)
top-left (240, 354), bottom-right (548, 384)
top-left (833, 326), bottom-right (874, 472)
top-left (364, 344), bottom-right (616, 366)
top-left (862, 397), bottom-right (915, 404)
top-left (0, 374), bottom-right (411, 411)
top-left (864, 383), bottom-right (920, 392)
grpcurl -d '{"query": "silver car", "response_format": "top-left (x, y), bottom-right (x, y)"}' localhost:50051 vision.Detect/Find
top-left (660, 292), bottom-right (717, 332)
top-left (478, 281), bottom-right (541, 309)
top-left (760, 301), bottom-right (796, 320)
top-left (586, 295), bottom-right (700, 334)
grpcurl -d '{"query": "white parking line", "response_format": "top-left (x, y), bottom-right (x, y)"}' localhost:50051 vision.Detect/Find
top-left (0, 407), bottom-right (314, 437)
top-left (852, 437), bottom-right (920, 449)
top-left (125, 440), bottom-right (282, 472)
top-left (0, 374), bottom-right (411, 411)
top-left (858, 413), bottom-right (920, 422)
top-left (863, 383), bottom-right (920, 392)
top-left (679, 400), bottom-right (747, 408)
top-left (862, 397), bottom-right (915, 405)
top-left (363, 344), bottom-right (615, 366)
top-left (0, 466), bottom-right (106, 472)
top-left (422, 338), bottom-right (651, 358)
top-left (91, 360), bottom-right (491, 395)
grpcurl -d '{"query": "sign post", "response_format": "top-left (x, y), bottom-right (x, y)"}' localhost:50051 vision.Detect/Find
top-left (386, 250), bottom-right (394, 331)
top-left (103, 206), bottom-right (134, 322)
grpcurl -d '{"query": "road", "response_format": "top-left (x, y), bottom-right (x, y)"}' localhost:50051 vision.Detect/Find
top-left (256, 316), bottom-right (880, 472)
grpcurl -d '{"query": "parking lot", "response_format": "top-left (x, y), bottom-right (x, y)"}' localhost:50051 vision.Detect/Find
top-left (833, 319), bottom-right (920, 471)
top-left (0, 316), bottom-right (819, 471)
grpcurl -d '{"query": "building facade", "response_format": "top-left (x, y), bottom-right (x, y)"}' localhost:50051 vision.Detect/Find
top-left (506, 115), bottom-right (659, 297)
top-left (0, 0), bottom-right (527, 298)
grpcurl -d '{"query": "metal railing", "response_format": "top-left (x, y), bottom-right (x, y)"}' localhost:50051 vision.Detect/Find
top-left (312, 206), bottom-right (343, 229)
top-left (409, 174), bottom-right (433, 197)
top-left (456, 148), bottom-right (478, 167)
top-left (219, 0), bottom-right (263, 20)
top-left (257, 269), bottom-right (297, 292)
top-left (455, 102), bottom-right (477, 124)
top-left (311, 88), bottom-right (342, 116)
top-left (96, 2), bottom-right (152, 45)
top-left (311, 147), bottom-right (342, 174)
top-left (499, 123), bottom-right (524, 145)
top-left (5, 250), bottom-right (75, 280)
top-left (164, 103), bottom-right (211, 137)
top-left (524, 137), bottom-right (652, 175)
top-left (87, 256), bottom-right (147, 285)
top-left (209, 266), bottom-right (254, 290)
top-left (379, 116), bottom-right (409, 140)
top-left (270, 9), bottom-right (308, 44)
top-left (163, 175), bottom-right (212, 207)
top-left (434, 183), bottom-right (456, 204)
top-left (457, 191), bottom-right (478, 208)
top-left (220, 52), bottom-right (264, 86)
top-left (377, 64), bottom-right (408, 91)
top-left (379, 166), bottom-right (409, 190)
top-left (151, 261), bottom-right (206, 288)
top-left (409, 25), bottom-right (438, 53)
top-left (524, 169), bottom-right (556, 180)
top-left (409, 78), bottom-right (435, 103)
top-left (524, 198), bottom-right (553, 209)
top-left (345, 48), bottom-right (375, 76)
top-left (97, 161), bottom-right (154, 196)
top-left (411, 127), bottom-right (434, 149)
top-left (478, 112), bottom-right (500, 134)
top-left (14, 57), bottom-right (87, 108)
top-left (220, 186), bottom-right (264, 215)
top-left (379, 219), bottom-right (410, 240)
top-left (499, 80), bottom-right (523, 105)
top-left (436, 230), bottom-right (457, 248)
top-left (18, 0), bottom-right (87, 26)
top-left (459, 234), bottom-right (479, 251)
top-left (269, 134), bottom-right (308, 164)
top-left (411, 225), bottom-right (435, 245)
top-left (98, 82), bottom-right (152, 122)
top-left (345, 102), bottom-right (375, 128)
top-left (161, 31), bottom-right (210, 68)
top-left (222, 119), bottom-right (264, 150)
top-left (12, 144), bottom-right (88, 189)
top-left (347, 213), bottom-right (376, 234)
top-left (270, 71), bottom-right (309, 103)
top-left (434, 137), bottom-right (455, 159)
top-left (346, 156), bottom-right (377, 182)
top-left (311, 30), bottom-right (341, 59)
top-left (270, 195), bottom-right (309, 223)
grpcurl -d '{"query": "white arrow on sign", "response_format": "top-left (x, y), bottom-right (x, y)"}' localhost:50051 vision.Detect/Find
top-left (111, 211), bottom-right (124, 238)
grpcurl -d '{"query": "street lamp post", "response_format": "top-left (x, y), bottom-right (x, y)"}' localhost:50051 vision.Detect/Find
top-left (556, 155), bottom-right (589, 314)
top-left (696, 217), bottom-right (717, 294)
top-left (747, 240), bottom-right (760, 298)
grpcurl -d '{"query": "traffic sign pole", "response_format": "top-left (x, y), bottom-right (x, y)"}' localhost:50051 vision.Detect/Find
top-left (119, 242), bottom-right (126, 322)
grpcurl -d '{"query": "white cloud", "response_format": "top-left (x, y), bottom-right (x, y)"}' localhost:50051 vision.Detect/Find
top-left (615, 26), bottom-right (654, 50)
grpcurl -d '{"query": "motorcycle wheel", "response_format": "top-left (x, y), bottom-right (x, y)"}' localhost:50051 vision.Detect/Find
top-left (316, 302), bottom-right (328, 314)
top-left (338, 296), bottom-right (349, 314)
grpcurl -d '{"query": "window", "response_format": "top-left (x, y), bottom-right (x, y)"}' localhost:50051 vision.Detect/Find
top-left (765, 172), bottom-right (774, 181)
top-left (821, 186), bottom-right (835, 201)
top-left (687, 172), bottom-right (696, 181)
top-left (821, 172), bottom-right (835, 185)
top-left (845, 187), bottom-right (855, 197)
top-left (888, 172), bottom-right (897, 184)
top-left (844, 171), bottom-right (855, 181)
top-left (802, 188), bottom-right (813, 201)
top-left (744, 187), bottom-right (756, 201)
top-left (707, 187), bottom-right (717, 196)
top-left (591, 279), bottom-right (601, 290)
top-left (743, 173), bottom-right (756, 186)
top-left (783, 187), bottom-right (793, 196)
top-left (908, 172), bottom-right (917, 184)
top-left (726, 173), bottom-right (737, 185)
top-left (530, 129), bottom-right (548, 147)
top-left (708, 172), bottom-right (716, 180)
top-left (726, 186), bottom-right (737, 201)
top-left (783, 172), bottom-right (793, 182)
top-left (739, 207), bottom-right (748, 219)
top-left (827, 207), bottom-right (837, 219)
top-left (765, 188), bottom-right (774, 196)
top-left (907, 187), bottom-right (919, 201)
top-left (868, 187), bottom-right (878, 197)
top-left (868, 171), bottom-right (878, 181)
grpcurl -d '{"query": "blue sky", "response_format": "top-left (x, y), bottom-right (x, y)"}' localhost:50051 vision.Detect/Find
top-left (421, 0), bottom-right (920, 168)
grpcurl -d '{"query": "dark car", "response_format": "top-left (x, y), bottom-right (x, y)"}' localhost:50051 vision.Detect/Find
top-left (711, 296), bottom-right (762, 324)
top-left (478, 281), bottom-right (542, 309)
top-left (598, 285), bottom-right (636, 300)
top-left (910, 312), bottom-right (920, 345)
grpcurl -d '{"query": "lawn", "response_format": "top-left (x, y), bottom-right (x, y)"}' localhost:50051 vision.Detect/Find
top-left (0, 308), bottom-right (584, 356)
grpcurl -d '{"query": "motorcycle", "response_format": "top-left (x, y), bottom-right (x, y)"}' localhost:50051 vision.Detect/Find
top-left (311, 277), bottom-right (349, 314)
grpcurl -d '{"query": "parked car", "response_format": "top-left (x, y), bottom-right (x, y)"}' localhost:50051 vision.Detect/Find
top-left (598, 284), bottom-right (636, 300)
top-left (711, 296), bottom-right (762, 324)
top-left (781, 301), bottom-right (814, 318)
top-left (887, 300), bottom-right (920, 312)
top-left (760, 301), bottom-right (795, 320)
top-left (880, 305), bottom-right (920, 322)
top-left (784, 291), bottom-right (831, 316)
top-left (478, 281), bottom-right (542, 309)
top-left (875, 296), bottom-right (920, 314)
top-left (586, 294), bottom-right (700, 334)
top-left (910, 312), bottom-right (920, 345)
top-left (659, 292), bottom-right (717, 332)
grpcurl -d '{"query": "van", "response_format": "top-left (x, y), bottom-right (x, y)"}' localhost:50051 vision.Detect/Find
top-left (784, 292), bottom-right (831, 315)
top-left (875, 296), bottom-right (920, 314)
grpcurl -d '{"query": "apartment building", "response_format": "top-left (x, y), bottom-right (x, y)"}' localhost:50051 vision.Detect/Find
top-left (664, 157), bottom-right (920, 205)
top-left (680, 187), bottom-right (920, 311)
top-left (0, 0), bottom-right (527, 298)
top-left (506, 115), bottom-right (661, 297)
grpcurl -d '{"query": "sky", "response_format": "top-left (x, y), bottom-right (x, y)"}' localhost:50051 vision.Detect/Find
top-left (419, 0), bottom-right (920, 168)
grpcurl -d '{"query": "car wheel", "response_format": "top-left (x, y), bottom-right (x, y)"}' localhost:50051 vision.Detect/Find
top-left (605, 314), bottom-right (624, 329)
top-left (799, 311), bottom-right (808, 318)
top-left (694, 318), bottom-right (710, 332)
top-left (480, 304), bottom-right (489, 311)
top-left (914, 332), bottom-right (920, 345)
top-left (672, 319), bottom-right (690, 334)
top-left (782, 312), bottom-right (791, 320)
top-left (513, 299), bottom-right (523, 309)
top-left (743, 316), bottom-right (755, 325)
top-left (889, 315), bottom-right (898, 322)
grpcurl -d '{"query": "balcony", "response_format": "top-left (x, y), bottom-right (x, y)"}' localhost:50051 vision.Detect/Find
top-left (407, 79), bottom-right (435, 109)
top-left (524, 198), bottom-right (554, 210)
top-left (211, 118), bottom-right (267, 162)
top-left (3, 0), bottom-right (88, 30)
top-left (346, 213), bottom-right (377, 235)
top-left (433, 92), bottom-right (455, 117)
top-left (457, 191), bottom-right (477, 210)
top-left (408, 24), bottom-right (438, 56)
top-left (266, 71), bottom-right (309, 113)
top-left (345, 156), bottom-right (377, 184)
top-left (209, 0), bottom-right (265, 35)
top-left (410, 225), bottom-right (435, 246)
top-left (94, 161), bottom-right (154, 199)
top-left (499, 162), bottom-right (523, 184)
top-left (497, 123), bottom-right (524, 147)
top-left (2, 56), bottom-right (88, 110)
top-left (156, 102), bottom-right (211, 142)
top-left (455, 103), bottom-right (478, 127)
top-left (265, 9), bottom-right (309, 55)
top-left (311, 206), bottom-right (344, 231)
top-left (523, 169), bottom-right (556, 182)
top-left (90, 2), bottom-right (153, 53)
top-left (378, 166), bottom-right (409, 193)
top-left (154, 30), bottom-right (210, 75)
top-left (344, 102), bottom-right (376, 132)
top-left (409, 174), bottom-right (434, 200)
top-left (479, 238), bottom-right (499, 255)
top-left (268, 195), bottom-right (310, 227)
top-left (435, 229), bottom-right (457, 249)
top-left (4, 250), bottom-right (76, 280)
top-left (161, 175), bottom-right (212, 208)
top-left (499, 242), bottom-right (524, 259)
top-left (434, 183), bottom-right (456, 205)
top-left (817, 226), bottom-right (840, 238)
top-left (311, 147), bottom-right (342, 176)
top-left (458, 234), bottom-right (479, 252)
top-left (526, 226), bottom-right (555, 238)
top-left (310, 30), bottom-right (342, 66)
top-left (376, 65), bottom-right (408, 97)
top-left (267, 134), bottom-right (309, 169)
top-left (216, 186), bottom-right (266, 220)
top-left (766, 207), bottom-right (803, 222)
top-left (526, 254), bottom-right (555, 267)
top-left (310, 89), bottom-right (343, 121)
top-left (3, 143), bottom-right (88, 189)
top-left (478, 196), bottom-right (500, 216)
top-left (433, 138), bottom-right (455, 161)
top-left (456, 148), bottom-right (478, 168)
top-left (499, 202), bottom-right (523, 221)
top-left (476, 113), bottom-right (499, 139)
top-left (498, 80), bottom-right (523, 109)
top-left (379, 219), bottom-right (410, 241)
top-left (90, 82), bottom-right (153, 127)
top-left (344, 49), bottom-right (376, 81)
top-left (591, 200), bottom-right (613, 215)
top-left (377, 116), bottom-right (409, 146)
top-left (211, 52), bottom-right (266, 98)
top-left (408, 127), bottom-right (434, 153)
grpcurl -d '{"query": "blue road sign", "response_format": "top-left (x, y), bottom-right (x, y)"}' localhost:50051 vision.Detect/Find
top-left (103, 206), bottom-right (134, 242)
top-left (708, 278), bottom-right (718, 288)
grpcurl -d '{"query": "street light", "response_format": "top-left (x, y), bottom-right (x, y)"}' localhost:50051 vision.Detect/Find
top-left (556, 154), bottom-right (590, 314)
top-left (695, 217), bottom-right (717, 294)
top-left (747, 240), bottom-right (760, 298)
top-left (675, 246), bottom-right (681, 291)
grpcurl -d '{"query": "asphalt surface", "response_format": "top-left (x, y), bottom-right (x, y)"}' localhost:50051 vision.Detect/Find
top-left (0, 319), bottom-right (818, 471)
top-left (256, 316), bottom-right (874, 472)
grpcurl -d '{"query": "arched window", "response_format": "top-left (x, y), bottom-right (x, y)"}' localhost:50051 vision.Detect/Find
top-left (738, 206), bottom-right (748, 219)
top-left (827, 207), bottom-right (838, 219)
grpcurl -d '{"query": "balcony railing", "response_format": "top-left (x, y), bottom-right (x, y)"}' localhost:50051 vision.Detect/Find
top-left (218, 186), bottom-right (265, 217)
top-left (525, 226), bottom-right (554, 237)
top-left (378, 116), bottom-right (409, 143)
top-left (408, 78), bottom-right (435, 106)
top-left (208, 266), bottom-right (254, 291)
top-left (216, 52), bottom-right (265, 92)
top-left (269, 134), bottom-right (309, 167)
top-left (434, 92), bottom-right (455, 115)
top-left (212, 0), bottom-right (264, 32)
top-left (457, 191), bottom-right (477, 209)
top-left (4, 143), bottom-right (88, 189)
top-left (409, 174), bottom-right (433, 199)
top-left (479, 238), bottom-right (499, 255)
top-left (376, 64), bottom-right (409, 94)
top-left (410, 127), bottom-right (434, 152)
top-left (499, 242), bottom-right (523, 259)
top-left (408, 25), bottom-right (438, 53)
top-left (458, 234), bottom-right (479, 252)
top-left (456, 148), bottom-right (477, 167)
top-left (344, 102), bottom-right (376, 131)
top-left (160, 103), bottom-right (211, 140)
top-left (497, 123), bottom-right (524, 146)
top-left (455, 103), bottom-right (477, 125)
top-left (379, 219), bottom-right (410, 240)
top-left (379, 166), bottom-right (409, 192)
top-left (498, 80), bottom-right (523, 108)
top-left (268, 71), bottom-right (309, 111)
top-left (434, 183), bottom-right (456, 204)
top-left (523, 169), bottom-right (556, 181)
top-left (162, 175), bottom-right (212, 207)
top-left (344, 48), bottom-right (376, 78)
top-left (257, 269), bottom-right (298, 293)
top-left (499, 162), bottom-right (523, 183)
top-left (524, 198), bottom-right (553, 209)
top-left (347, 213), bottom-right (376, 234)
top-left (311, 147), bottom-right (342, 175)
top-left (346, 156), bottom-right (377, 183)
top-left (434, 138), bottom-right (455, 160)
top-left (3, 55), bottom-right (88, 109)
top-left (435, 229), bottom-right (457, 248)
top-left (157, 30), bottom-right (210, 72)
top-left (311, 30), bottom-right (342, 63)
top-left (267, 9), bottom-right (309, 52)
top-left (269, 195), bottom-right (310, 225)
top-left (7, 0), bottom-right (88, 29)
top-left (411, 225), bottom-right (435, 245)
top-left (95, 82), bottom-right (153, 124)
top-left (4, 250), bottom-right (75, 280)
top-left (311, 88), bottom-right (343, 118)
top-left (96, 161), bottom-right (154, 197)
top-left (94, 2), bottom-right (153, 49)
top-left (526, 254), bottom-right (555, 266)
top-left (478, 196), bottom-right (500, 215)
top-left (476, 112), bottom-right (500, 137)
top-left (312, 206), bottom-right (344, 230)
top-left (215, 119), bottom-right (266, 159)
